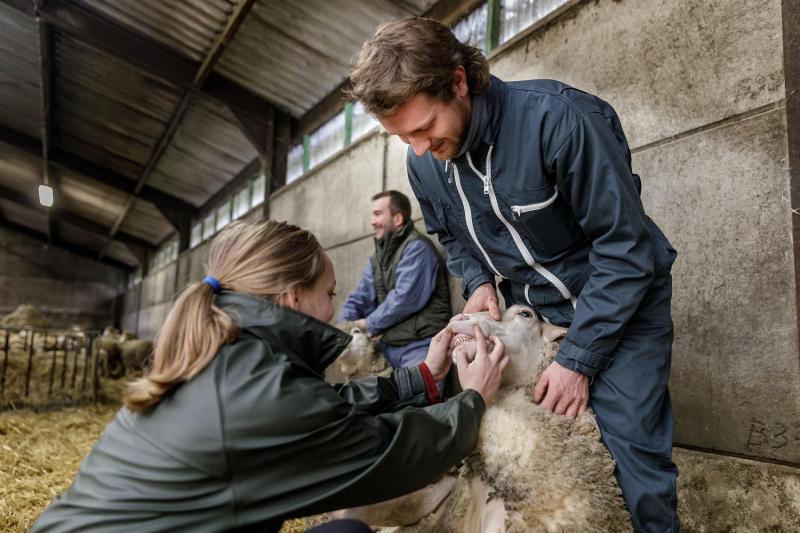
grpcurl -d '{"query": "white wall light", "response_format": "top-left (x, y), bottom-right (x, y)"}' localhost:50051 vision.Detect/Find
top-left (38, 184), bottom-right (54, 207)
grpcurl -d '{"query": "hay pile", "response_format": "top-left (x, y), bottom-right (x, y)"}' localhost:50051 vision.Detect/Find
top-left (0, 402), bottom-right (120, 532)
top-left (0, 397), bottom-right (333, 532)
top-left (1, 305), bottom-right (52, 329)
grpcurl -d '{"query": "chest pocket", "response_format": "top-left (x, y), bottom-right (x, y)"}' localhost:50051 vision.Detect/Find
top-left (496, 185), bottom-right (585, 261)
top-left (431, 198), bottom-right (493, 267)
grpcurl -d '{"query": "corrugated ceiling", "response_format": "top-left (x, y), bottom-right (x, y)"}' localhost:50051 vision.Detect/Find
top-left (0, 0), bottom-right (440, 271)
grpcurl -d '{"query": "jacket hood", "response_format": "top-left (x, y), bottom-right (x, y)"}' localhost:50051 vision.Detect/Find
top-left (215, 291), bottom-right (352, 374)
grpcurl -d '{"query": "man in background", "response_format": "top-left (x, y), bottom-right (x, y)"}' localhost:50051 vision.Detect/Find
top-left (339, 190), bottom-right (451, 372)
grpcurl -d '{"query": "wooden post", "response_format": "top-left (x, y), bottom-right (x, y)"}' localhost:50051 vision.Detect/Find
top-left (60, 339), bottom-right (68, 389)
top-left (1, 330), bottom-right (8, 394)
top-left (24, 330), bottom-right (35, 398)
top-left (70, 337), bottom-right (79, 388)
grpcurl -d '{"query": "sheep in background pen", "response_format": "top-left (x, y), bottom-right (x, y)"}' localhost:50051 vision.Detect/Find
top-left (332, 322), bottom-right (392, 381)
top-left (98, 327), bottom-right (124, 379)
top-left (119, 338), bottom-right (153, 376)
top-left (97, 328), bottom-right (153, 379)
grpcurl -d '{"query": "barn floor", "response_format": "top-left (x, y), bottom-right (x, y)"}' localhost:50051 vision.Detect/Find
top-left (0, 402), bottom-right (119, 532)
top-left (0, 398), bottom-right (322, 532)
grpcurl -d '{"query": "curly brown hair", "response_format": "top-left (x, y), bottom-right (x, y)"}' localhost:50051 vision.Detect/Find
top-left (348, 17), bottom-right (490, 117)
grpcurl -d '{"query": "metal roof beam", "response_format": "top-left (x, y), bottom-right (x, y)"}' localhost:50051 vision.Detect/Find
top-left (0, 218), bottom-right (134, 271)
top-left (0, 183), bottom-right (155, 250)
top-left (0, 124), bottom-right (196, 228)
top-left (2, 0), bottom-right (32, 16)
top-left (0, 0), bottom-right (282, 119)
top-left (206, 108), bottom-right (290, 220)
top-left (198, 157), bottom-right (260, 219)
top-left (106, 0), bottom-right (260, 253)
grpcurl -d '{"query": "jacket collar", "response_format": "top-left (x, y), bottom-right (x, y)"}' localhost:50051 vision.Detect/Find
top-left (454, 75), bottom-right (508, 160)
top-left (374, 221), bottom-right (415, 268)
top-left (215, 291), bottom-right (351, 374)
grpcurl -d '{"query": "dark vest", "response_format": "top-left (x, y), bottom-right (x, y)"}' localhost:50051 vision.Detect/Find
top-left (371, 223), bottom-right (452, 346)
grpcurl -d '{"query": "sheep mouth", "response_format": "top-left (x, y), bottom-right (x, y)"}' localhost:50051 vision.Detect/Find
top-left (451, 334), bottom-right (473, 348)
top-left (449, 334), bottom-right (497, 363)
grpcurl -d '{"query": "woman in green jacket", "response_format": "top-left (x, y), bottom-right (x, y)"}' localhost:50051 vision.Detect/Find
top-left (32, 220), bottom-right (507, 533)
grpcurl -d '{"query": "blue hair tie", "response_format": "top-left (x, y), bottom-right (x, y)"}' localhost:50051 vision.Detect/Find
top-left (202, 275), bottom-right (221, 294)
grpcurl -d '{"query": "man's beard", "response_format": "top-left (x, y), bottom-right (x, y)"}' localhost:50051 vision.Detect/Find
top-left (431, 99), bottom-right (470, 161)
top-left (378, 224), bottom-right (399, 241)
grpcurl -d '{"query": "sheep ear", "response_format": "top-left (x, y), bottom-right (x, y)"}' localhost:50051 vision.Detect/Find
top-left (541, 323), bottom-right (568, 343)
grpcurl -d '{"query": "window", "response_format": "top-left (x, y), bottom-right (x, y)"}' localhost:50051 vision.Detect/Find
top-left (190, 222), bottom-right (202, 248)
top-left (352, 101), bottom-right (379, 142)
top-left (251, 175), bottom-right (265, 207)
top-left (202, 212), bottom-right (216, 241)
top-left (453, 3), bottom-right (488, 51)
top-left (149, 250), bottom-right (161, 273)
top-left (234, 186), bottom-right (251, 219)
top-left (287, 143), bottom-right (304, 184)
top-left (309, 111), bottom-right (346, 169)
top-left (167, 240), bottom-right (178, 262)
top-left (216, 201), bottom-right (231, 231)
top-left (499, 0), bottom-right (568, 45)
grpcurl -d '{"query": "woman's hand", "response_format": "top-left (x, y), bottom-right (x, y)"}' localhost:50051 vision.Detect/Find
top-left (423, 326), bottom-right (454, 381)
top-left (455, 325), bottom-right (508, 405)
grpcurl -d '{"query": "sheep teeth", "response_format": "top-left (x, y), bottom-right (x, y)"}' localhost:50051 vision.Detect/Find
top-left (453, 336), bottom-right (472, 347)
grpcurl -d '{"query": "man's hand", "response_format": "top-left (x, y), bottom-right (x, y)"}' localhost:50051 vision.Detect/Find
top-left (355, 318), bottom-right (367, 332)
top-left (533, 361), bottom-right (589, 418)
top-left (464, 283), bottom-right (501, 320)
top-left (423, 326), bottom-right (454, 381)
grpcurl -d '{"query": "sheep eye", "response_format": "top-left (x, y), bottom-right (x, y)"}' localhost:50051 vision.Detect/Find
top-left (517, 310), bottom-right (533, 318)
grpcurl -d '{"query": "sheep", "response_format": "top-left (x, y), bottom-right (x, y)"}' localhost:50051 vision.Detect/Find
top-left (96, 329), bottom-right (151, 378)
top-left (119, 339), bottom-right (153, 375)
top-left (97, 332), bottom-right (124, 379)
top-left (340, 305), bottom-right (631, 533)
top-left (0, 304), bottom-right (52, 329)
top-left (333, 322), bottom-right (392, 381)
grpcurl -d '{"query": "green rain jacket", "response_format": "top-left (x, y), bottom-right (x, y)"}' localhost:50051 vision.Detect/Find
top-left (31, 292), bottom-right (485, 532)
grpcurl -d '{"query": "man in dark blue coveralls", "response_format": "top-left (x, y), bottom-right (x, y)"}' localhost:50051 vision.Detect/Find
top-left (348, 17), bottom-right (680, 532)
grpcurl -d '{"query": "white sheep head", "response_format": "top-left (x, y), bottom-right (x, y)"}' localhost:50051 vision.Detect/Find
top-left (448, 305), bottom-right (567, 388)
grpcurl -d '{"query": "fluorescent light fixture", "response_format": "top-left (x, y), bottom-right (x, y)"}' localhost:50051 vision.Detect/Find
top-left (38, 184), bottom-right (54, 207)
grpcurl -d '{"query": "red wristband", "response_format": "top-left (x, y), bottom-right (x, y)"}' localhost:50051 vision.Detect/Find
top-left (419, 362), bottom-right (441, 404)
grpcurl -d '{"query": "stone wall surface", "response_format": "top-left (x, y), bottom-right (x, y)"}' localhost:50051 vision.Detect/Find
top-left (490, 0), bottom-right (785, 149)
top-left (635, 108), bottom-right (798, 461)
top-left (0, 227), bottom-right (125, 329)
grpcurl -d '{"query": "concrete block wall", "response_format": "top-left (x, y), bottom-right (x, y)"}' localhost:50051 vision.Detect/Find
top-left (485, 0), bottom-right (798, 464)
top-left (125, 0), bottom-right (799, 524)
top-left (0, 226), bottom-right (125, 329)
top-left (120, 240), bottom-right (212, 340)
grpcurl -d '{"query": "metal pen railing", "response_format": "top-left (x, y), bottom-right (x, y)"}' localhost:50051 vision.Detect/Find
top-left (0, 327), bottom-right (101, 408)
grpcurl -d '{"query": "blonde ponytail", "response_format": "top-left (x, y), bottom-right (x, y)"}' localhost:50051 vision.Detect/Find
top-left (124, 220), bottom-right (325, 413)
